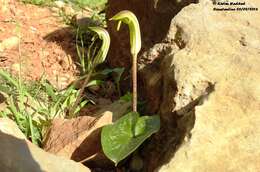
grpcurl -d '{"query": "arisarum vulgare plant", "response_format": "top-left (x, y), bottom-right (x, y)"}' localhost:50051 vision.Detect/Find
top-left (101, 10), bottom-right (160, 165)
top-left (110, 10), bottom-right (141, 112)
top-left (69, 26), bottom-right (110, 117)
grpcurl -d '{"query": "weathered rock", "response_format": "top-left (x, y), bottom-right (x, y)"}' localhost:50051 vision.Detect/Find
top-left (0, 36), bottom-right (19, 52)
top-left (0, 118), bottom-right (90, 172)
top-left (0, 0), bottom-right (9, 13)
top-left (156, 0), bottom-right (260, 171)
top-left (43, 100), bottom-right (131, 163)
top-left (0, 117), bottom-right (26, 139)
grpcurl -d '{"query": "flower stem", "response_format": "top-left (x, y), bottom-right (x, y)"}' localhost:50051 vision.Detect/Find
top-left (132, 54), bottom-right (137, 112)
top-left (69, 70), bottom-right (93, 117)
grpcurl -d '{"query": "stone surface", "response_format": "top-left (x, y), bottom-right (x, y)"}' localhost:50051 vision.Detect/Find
top-left (0, 36), bottom-right (19, 52)
top-left (0, 118), bottom-right (90, 172)
top-left (156, 0), bottom-right (260, 171)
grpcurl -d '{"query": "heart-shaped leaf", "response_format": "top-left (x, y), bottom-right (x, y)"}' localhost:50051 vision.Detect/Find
top-left (101, 112), bottom-right (160, 165)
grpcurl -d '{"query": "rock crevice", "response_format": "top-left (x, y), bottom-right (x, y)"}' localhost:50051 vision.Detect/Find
top-left (107, 0), bottom-right (260, 171)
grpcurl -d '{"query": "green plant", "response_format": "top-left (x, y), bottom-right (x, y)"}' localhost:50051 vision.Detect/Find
top-left (0, 70), bottom-right (87, 145)
top-left (76, 27), bottom-right (98, 74)
top-left (110, 10), bottom-right (141, 112)
top-left (101, 10), bottom-right (160, 165)
top-left (69, 26), bottom-right (110, 116)
top-left (22, 0), bottom-right (107, 8)
top-left (21, 0), bottom-right (54, 6)
top-left (102, 112), bottom-right (160, 165)
top-left (99, 67), bottom-right (124, 96)
top-left (75, 27), bottom-right (125, 96)
top-left (68, 0), bottom-right (107, 10)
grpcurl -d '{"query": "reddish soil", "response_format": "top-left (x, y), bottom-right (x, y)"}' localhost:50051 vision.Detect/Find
top-left (0, 0), bottom-right (79, 89)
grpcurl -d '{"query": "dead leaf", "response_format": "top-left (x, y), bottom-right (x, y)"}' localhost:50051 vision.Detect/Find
top-left (43, 100), bottom-right (131, 163)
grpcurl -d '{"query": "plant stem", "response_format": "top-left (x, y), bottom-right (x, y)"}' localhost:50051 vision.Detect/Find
top-left (132, 54), bottom-right (137, 112)
top-left (69, 70), bottom-right (93, 117)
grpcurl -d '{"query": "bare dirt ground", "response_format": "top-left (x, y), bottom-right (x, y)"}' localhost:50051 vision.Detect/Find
top-left (0, 0), bottom-right (79, 89)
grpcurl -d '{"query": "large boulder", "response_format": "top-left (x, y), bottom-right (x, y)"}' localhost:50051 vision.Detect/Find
top-left (0, 118), bottom-right (90, 172)
top-left (158, 0), bottom-right (260, 171)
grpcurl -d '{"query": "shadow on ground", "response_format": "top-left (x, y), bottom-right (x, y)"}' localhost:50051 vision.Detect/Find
top-left (43, 17), bottom-right (104, 73)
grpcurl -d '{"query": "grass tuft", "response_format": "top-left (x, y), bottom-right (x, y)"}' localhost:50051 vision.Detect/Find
top-left (0, 70), bottom-right (89, 146)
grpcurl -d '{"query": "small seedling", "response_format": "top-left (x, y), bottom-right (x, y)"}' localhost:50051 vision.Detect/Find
top-left (101, 10), bottom-right (160, 165)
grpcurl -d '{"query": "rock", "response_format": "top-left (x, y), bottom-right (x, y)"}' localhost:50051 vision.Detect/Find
top-left (156, 0), bottom-right (260, 171)
top-left (0, 118), bottom-right (90, 172)
top-left (0, 36), bottom-right (19, 52)
top-left (0, 93), bottom-right (7, 112)
top-left (0, 0), bottom-right (9, 13)
top-left (138, 43), bottom-right (178, 113)
top-left (54, 0), bottom-right (66, 8)
top-left (43, 100), bottom-right (131, 163)
top-left (0, 117), bottom-right (26, 139)
top-left (52, 1), bottom-right (92, 25)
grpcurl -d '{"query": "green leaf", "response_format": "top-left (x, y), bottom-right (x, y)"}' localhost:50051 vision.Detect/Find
top-left (86, 79), bottom-right (103, 87)
top-left (0, 70), bottom-right (19, 88)
top-left (112, 68), bottom-right (124, 83)
top-left (98, 67), bottom-right (124, 95)
top-left (74, 100), bottom-right (89, 114)
top-left (99, 67), bottom-right (124, 76)
top-left (101, 112), bottom-right (160, 165)
top-left (120, 92), bottom-right (132, 102)
top-left (0, 85), bottom-right (12, 94)
top-left (43, 82), bottom-right (57, 102)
